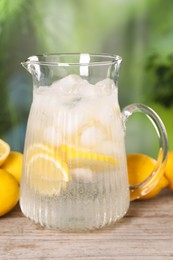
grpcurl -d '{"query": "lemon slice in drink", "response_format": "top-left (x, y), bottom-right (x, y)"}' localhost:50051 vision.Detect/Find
top-left (0, 139), bottom-right (10, 166)
top-left (28, 152), bottom-right (70, 196)
top-left (26, 143), bottom-right (56, 161)
top-left (60, 145), bottom-right (119, 171)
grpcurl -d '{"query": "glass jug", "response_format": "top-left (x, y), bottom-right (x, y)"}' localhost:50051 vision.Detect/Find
top-left (20, 53), bottom-right (168, 231)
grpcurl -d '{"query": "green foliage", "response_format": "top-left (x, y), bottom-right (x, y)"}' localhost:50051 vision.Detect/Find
top-left (0, 0), bottom-right (24, 46)
top-left (146, 54), bottom-right (173, 107)
top-left (0, 0), bottom-right (24, 138)
top-left (0, 0), bottom-right (36, 148)
top-left (150, 103), bottom-right (173, 150)
top-left (0, 0), bottom-right (173, 152)
top-left (31, 0), bottom-right (149, 53)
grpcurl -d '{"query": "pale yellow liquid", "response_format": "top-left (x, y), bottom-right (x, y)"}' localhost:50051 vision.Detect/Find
top-left (20, 78), bottom-right (130, 231)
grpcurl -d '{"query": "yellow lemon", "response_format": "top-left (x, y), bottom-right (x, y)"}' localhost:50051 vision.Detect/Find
top-left (165, 151), bottom-right (173, 190)
top-left (0, 169), bottom-right (19, 216)
top-left (27, 153), bottom-right (70, 196)
top-left (2, 152), bottom-right (23, 184)
top-left (0, 139), bottom-right (10, 166)
top-left (127, 153), bottom-right (168, 200)
top-left (60, 144), bottom-right (119, 171)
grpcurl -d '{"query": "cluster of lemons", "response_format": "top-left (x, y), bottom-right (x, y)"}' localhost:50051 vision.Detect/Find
top-left (0, 139), bottom-right (22, 217)
top-left (0, 138), bottom-right (173, 217)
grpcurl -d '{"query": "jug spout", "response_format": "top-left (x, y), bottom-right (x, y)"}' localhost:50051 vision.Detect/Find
top-left (21, 56), bottom-right (39, 74)
top-left (21, 56), bottom-right (42, 87)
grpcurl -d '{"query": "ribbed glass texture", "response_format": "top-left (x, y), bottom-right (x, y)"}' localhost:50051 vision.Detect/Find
top-left (20, 84), bottom-right (129, 231)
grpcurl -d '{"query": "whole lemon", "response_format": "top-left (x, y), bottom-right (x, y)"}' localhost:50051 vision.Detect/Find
top-left (164, 151), bottom-right (173, 190)
top-left (127, 153), bottom-right (168, 200)
top-left (0, 169), bottom-right (19, 216)
top-left (2, 151), bottom-right (23, 184)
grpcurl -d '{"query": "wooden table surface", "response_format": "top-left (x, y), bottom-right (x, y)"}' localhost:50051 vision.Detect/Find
top-left (0, 189), bottom-right (173, 260)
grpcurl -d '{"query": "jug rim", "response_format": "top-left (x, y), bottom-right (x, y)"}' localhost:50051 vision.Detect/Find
top-left (21, 53), bottom-right (122, 67)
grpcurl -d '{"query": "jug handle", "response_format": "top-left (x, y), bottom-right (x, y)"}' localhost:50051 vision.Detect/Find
top-left (122, 103), bottom-right (168, 201)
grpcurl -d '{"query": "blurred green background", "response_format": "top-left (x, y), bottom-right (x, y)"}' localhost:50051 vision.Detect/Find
top-left (0, 0), bottom-right (173, 157)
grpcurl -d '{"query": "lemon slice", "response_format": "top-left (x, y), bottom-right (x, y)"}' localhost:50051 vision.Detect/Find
top-left (60, 145), bottom-right (119, 171)
top-left (0, 139), bottom-right (10, 166)
top-left (26, 143), bottom-right (57, 161)
top-left (27, 153), bottom-right (70, 196)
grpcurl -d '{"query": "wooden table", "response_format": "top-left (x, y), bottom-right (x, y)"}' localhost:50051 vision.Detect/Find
top-left (0, 189), bottom-right (173, 260)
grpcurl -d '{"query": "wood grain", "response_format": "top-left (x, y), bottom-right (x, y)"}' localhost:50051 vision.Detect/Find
top-left (0, 189), bottom-right (173, 260)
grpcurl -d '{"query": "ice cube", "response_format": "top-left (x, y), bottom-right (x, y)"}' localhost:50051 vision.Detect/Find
top-left (80, 126), bottom-right (105, 146)
top-left (77, 82), bottom-right (99, 98)
top-left (95, 141), bottom-right (118, 156)
top-left (45, 97), bottom-right (89, 137)
top-left (96, 78), bottom-right (116, 95)
top-left (51, 74), bottom-right (83, 95)
top-left (65, 103), bottom-right (90, 135)
top-left (43, 126), bottom-right (62, 146)
top-left (71, 168), bottom-right (93, 182)
top-left (87, 97), bottom-right (114, 127)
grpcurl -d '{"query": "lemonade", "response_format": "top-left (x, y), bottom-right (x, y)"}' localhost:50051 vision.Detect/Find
top-left (20, 75), bottom-right (130, 230)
